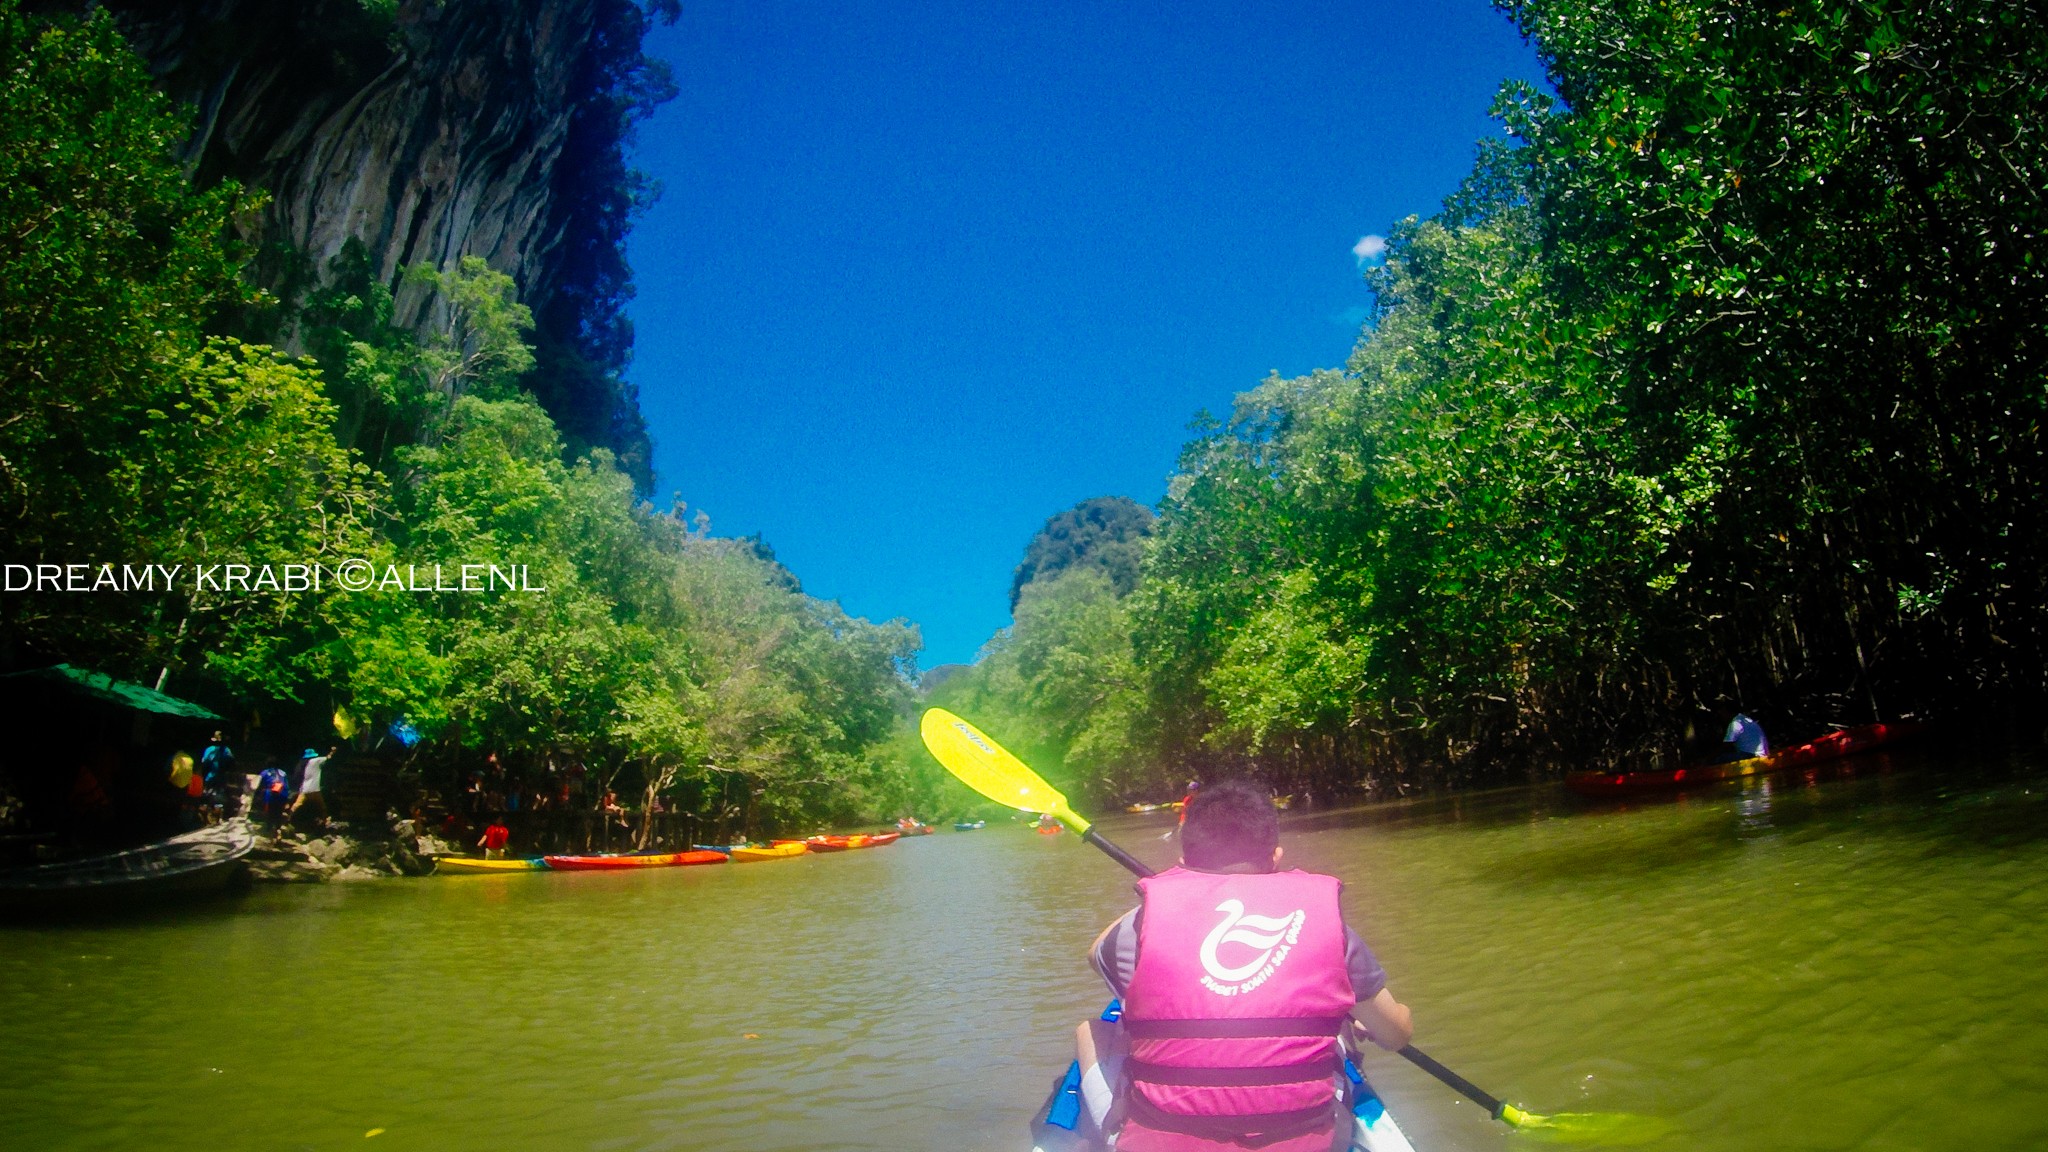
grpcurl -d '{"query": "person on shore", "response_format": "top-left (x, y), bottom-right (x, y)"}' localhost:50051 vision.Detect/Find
top-left (170, 751), bottom-right (202, 829)
top-left (288, 746), bottom-right (335, 833)
top-left (1074, 778), bottom-right (1413, 1152)
top-left (479, 818), bottom-right (511, 860)
top-left (200, 731), bottom-right (235, 790)
top-left (199, 734), bottom-right (232, 824)
top-left (256, 760), bottom-right (293, 836)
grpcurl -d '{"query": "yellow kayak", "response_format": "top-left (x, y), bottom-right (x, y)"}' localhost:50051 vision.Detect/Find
top-left (732, 842), bottom-right (808, 862)
top-left (435, 856), bottom-right (547, 874)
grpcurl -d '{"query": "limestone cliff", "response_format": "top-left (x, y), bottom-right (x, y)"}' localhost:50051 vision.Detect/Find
top-left (78, 0), bottom-right (671, 484)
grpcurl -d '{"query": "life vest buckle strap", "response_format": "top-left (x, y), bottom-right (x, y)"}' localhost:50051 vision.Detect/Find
top-left (1123, 1092), bottom-right (1336, 1142)
top-left (1126, 1054), bottom-right (1340, 1088)
top-left (1122, 1014), bottom-right (1348, 1039)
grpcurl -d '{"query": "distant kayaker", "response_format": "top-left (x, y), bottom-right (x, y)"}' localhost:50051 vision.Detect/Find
top-left (1726, 712), bottom-right (1769, 759)
top-left (1075, 778), bottom-right (1413, 1151)
top-left (1700, 712), bottom-right (1770, 765)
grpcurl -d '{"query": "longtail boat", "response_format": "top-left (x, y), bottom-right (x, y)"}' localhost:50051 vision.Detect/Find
top-left (0, 820), bottom-right (254, 909)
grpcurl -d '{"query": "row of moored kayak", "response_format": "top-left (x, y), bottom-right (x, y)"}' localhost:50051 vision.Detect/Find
top-left (434, 831), bottom-right (909, 874)
top-left (1563, 719), bottom-right (1923, 798)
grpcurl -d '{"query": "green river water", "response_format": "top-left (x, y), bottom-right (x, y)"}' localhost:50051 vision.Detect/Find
top-left (2, 749), bottom-right (2044, 1151)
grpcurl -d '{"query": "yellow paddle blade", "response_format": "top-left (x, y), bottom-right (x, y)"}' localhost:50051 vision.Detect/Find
top-left (918, 708), bottom-right (1090, 834)
top-left (1501, 1104), bottom-right (1674, 1144)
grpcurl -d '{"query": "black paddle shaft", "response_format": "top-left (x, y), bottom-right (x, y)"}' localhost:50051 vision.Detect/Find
top-left (1078, 822), bottom-right (1509, 1121)
top-left (1082, 826), bottom-right (1155, 878)
top-left (1394, 1045), bottom-right (1505, 1117)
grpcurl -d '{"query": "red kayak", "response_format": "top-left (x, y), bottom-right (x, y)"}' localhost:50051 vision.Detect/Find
top-left (1566, 720), bottom-right (1924, 798)
top-left (800, 832), bottom-right (902, 852)
top-left (541, 850), bottom-right (728, 870)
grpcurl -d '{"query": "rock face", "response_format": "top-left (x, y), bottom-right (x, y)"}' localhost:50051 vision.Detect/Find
top-left (244, 820), bottom-right (433, 882)
top-left (83, 0), bottom-right (664, 481)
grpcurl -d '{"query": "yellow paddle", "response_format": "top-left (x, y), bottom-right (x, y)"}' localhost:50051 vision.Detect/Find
top-left (918, 707), bottom-right (1668, 1144)
top-left (918, 708), bottom-right (1149, 875)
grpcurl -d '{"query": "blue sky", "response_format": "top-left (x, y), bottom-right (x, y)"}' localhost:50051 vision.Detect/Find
top-left (625, 0), bottom-right (1546, 668)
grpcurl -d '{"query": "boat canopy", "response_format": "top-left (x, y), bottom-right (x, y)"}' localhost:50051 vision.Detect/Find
top-left (0, 664), bottom-right (221, 721)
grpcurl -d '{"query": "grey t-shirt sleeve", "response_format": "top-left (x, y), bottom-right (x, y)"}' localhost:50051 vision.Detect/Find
top-left (1092, 906), bottom-right (1388, 1003)
top-left (1091, 907), bottom-right (1141, 998)
top-left (1344, 926), bottom-right (1387, 1000)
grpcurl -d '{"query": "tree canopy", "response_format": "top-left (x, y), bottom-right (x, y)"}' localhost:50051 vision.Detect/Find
top-left (0, 2), bottom-right (922, 837)
top-left (945, 0), bottom-right (2048, 804)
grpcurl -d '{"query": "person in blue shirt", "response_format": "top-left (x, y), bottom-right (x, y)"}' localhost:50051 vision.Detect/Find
top-left (1700, 712), bottom-right (1770, 765)
top-left (1725, 713), bottom-right (1769, 759)
top-left (199, 731), bottom-right (235, 785)
top-left (256, 760), bottom-right (293, 835)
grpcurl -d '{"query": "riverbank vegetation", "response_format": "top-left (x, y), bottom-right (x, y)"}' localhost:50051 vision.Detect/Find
top-left (9, 0), bottom-right (2043, 828)
top-left (0, 3), bottom-right (919, 837)
top-left (949, 0), bottom-right (2048, 804)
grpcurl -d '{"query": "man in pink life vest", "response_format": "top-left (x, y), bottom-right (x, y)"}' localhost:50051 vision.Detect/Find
top-left (1078, 779), bottom-right (1413, 1151)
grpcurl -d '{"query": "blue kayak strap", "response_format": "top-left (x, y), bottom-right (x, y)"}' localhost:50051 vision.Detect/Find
top-left (1123, 1015), bottom-right (1347, 1039)
top-left (1045, 1060), bottom-right (1084, 1131)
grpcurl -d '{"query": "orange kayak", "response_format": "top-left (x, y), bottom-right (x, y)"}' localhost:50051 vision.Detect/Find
top-left (729, 842), bottom-right (807, 862)
top-left (541, 850), bottom-right (728, 870)
top-left (803, 832), bottom-right (902, 851)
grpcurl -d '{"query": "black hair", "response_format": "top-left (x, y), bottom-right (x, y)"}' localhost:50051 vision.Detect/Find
top-left (1179, 778), bottom-right (1279, 870)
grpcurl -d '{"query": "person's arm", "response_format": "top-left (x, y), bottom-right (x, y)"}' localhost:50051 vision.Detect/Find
top-left (1089, 908), bottom-right (1140, 999)
top-left (1342, 922), bottom-right (1411, 1050)
top-left (1351, 987), bottom-right (1413, 1051)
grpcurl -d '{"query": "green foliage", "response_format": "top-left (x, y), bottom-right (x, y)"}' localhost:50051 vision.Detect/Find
top-left (405, 256), bottom-right (537, 403)
top-left (0, 2), bottom-right (926, 833)
top-left (0, 0), bottom-right (246, 560)
top-left (670, 536), bottom-right (920, 829)
top-left (966, 0), bottom-right (2048, 794)
top-left (0, 3), bottom-right (367, 689)
top-left (934, 570), bottom-right (1151, 801)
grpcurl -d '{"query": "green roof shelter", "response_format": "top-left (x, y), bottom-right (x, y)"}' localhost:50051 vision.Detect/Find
top-left (0, 664), bottom-right (221, 721)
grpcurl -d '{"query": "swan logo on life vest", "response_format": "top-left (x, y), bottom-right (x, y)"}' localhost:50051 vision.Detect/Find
top-left (1198, 899), bottom-right (1305, 996)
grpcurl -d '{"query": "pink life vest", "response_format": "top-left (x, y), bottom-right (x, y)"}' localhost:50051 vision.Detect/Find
top-left (1120, 865), bottom-right (1354, 1142)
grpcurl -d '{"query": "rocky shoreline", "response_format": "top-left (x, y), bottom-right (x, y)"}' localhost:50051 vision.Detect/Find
top-left (244, 819), bottom-right (454, 883)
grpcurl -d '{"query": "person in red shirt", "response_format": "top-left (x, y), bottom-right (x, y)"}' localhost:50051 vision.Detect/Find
top-left (478, 819), bottom-right (511, 860)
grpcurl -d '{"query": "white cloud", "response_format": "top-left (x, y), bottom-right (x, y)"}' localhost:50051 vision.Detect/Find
top-left (1351, 234), bottom-right (1387, 264)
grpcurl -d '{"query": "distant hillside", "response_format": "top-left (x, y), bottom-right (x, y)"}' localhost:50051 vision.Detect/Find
top-left (1010, 496), bottom-right (1155, 610)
